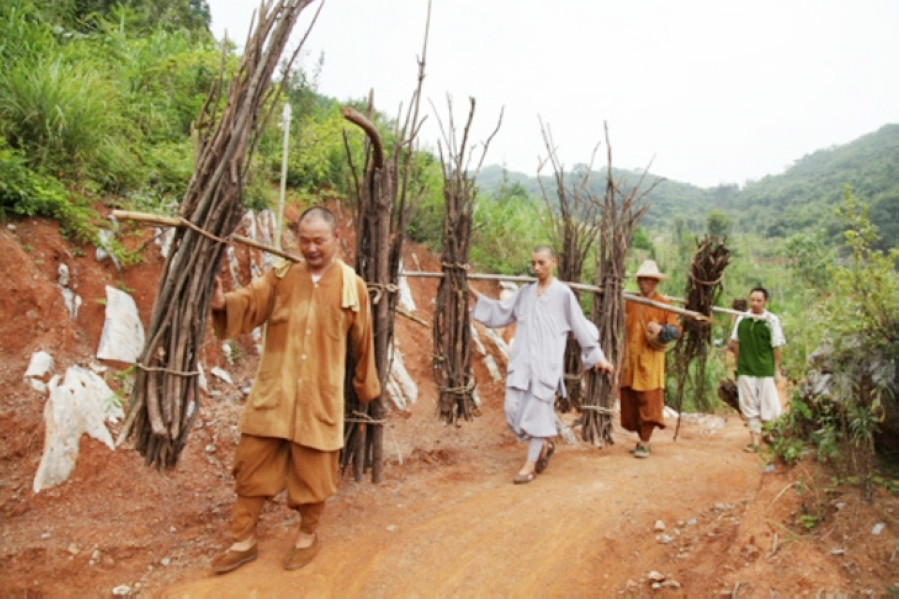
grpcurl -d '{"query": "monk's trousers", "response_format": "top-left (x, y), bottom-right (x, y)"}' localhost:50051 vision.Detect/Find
top-left (229, 434), bottom-right (338, 542)
top-left (620, 387), bottom-right (666, 442)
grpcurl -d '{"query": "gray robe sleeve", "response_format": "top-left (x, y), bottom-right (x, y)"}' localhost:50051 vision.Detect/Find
top-left (564, 287), bottom-right (605, 368)
top-left (471, 287), bottom-right (522, 328)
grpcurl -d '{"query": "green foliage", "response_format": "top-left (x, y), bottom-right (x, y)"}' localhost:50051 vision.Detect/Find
top-left (767, 189), bottom-right (898, 496)
top-left (782, 229), bottom-right (835, 293)
top-left (404, 158), bottom-right (445, 249)
top-left (0, 139), bottom-right (95, 241)
top-left (471, 193), bottom-right (549, 275)
top-left (0, 0), bottom-right (224, 201)
top-left (729, 125), bottom-right (899, 245)
top-left (42, 0), bottom-right (212, 36)
top-left (630, 226), bottom-right (654, 255)
top-left (0, 40), bottom-right (135, 185)
top-left (706, 209), bottom-right (731, 238)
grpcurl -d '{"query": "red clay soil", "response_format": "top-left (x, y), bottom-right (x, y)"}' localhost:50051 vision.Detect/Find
top-left (1, 213), bottom-right (897, 599)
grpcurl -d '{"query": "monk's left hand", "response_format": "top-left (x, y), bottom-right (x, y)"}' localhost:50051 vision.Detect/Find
top-left (593, 358), bottom-right (614, 375)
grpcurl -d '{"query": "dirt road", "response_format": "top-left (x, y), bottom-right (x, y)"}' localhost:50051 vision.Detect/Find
top-left (4, 219), bottom-right (891, 599)
top-left (155, 415), bottom-right (789, 599)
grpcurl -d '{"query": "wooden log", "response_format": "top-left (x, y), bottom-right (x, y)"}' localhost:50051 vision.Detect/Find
top-left (400, 270), bottom-right (713, 322)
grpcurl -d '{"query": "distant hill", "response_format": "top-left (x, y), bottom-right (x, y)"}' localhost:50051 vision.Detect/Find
top-left (722, 124), bottom-right (899, 246)
top-left (477, 124), bottom-right (899, 249)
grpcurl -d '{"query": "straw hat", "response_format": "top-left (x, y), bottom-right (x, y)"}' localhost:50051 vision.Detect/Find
top-left (633, 259), bottom-right (668, 281)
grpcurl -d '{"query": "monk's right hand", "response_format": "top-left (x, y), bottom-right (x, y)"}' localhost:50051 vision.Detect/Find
top-left (210, 276), bottom-right (225, 311)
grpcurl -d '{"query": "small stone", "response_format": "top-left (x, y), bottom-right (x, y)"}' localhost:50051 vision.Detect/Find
top-left (67, 543), bottom-right (80, 555)
top-left (831, 548), bottom-right (845, 555)
top-left (871, 522), bottom-right (885, 535)
top-left (661, 579), bottom-right (682, 589)
top-left (205, 444), bottom-right (216, 453)
top-left (656, 533), bottom-right (674, 544)
top-left (112, 584), bottom-right (131, 596)
top-left (653, 520), bottom-right (666, 532)
top-left (651, 582), bottom-right (661, 590)
top-left (160, 557), bottom-right (171, 567)
top-left (7, 223), bottom-right (16, 231)
top-left (41, 532), bottom-right (51, 540)
top-left (647, 570), bottom-right (666, 582)
top-left (386, 524), bottom-right (398, 532)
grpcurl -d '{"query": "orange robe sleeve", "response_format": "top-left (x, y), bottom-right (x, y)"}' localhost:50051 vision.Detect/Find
top-left (349, 274), bottom-right (381, 403)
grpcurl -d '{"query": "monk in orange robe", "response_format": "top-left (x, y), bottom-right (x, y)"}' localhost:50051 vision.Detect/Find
top-left (209, 207), bottom-right (380, 573)
top-left (621, 260), bottom-right (680, 459)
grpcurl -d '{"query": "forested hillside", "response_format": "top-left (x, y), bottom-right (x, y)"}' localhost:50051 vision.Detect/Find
top-left (478, 124), bottom-right (899, 248)
top-left (730, 124), bottom-right (899, 249)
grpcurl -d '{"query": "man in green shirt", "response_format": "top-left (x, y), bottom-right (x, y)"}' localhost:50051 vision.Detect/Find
top-left (727, 287), bottom-right (786, 453)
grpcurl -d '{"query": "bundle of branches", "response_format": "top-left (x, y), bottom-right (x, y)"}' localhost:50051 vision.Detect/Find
top-left (670, 236), bottom-right (730, 432)
top-left (581, 123), bottom-right (659, 446)
top-left (117, 0), bottom-right (320, 469)
top-left (536, 117), bottom-right (603, 412)
top-left (339, 2), bottom-right (430, 482)
top-left (717, 378), bottom-right (740, 413)
top-left (431, 96), bottom-right (502, 424)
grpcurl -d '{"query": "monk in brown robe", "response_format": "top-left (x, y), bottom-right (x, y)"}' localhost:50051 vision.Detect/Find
top-left (621, 260), bottom-right (680, 459)
top-left (209, 206), bottom-right (380, 573)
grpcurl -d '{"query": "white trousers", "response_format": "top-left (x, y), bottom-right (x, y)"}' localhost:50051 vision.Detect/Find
top-left (736, 375), bottom-right (782, 433)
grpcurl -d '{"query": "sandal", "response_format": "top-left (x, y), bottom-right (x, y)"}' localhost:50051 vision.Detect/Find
top-left (535, 441), bottom-right (555, 474)
top-left (513, 472), bottom-right (536, 484)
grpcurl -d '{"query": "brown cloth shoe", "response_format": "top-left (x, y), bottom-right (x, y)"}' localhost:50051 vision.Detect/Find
top-left (535, 440), bottom-right (555, 474)
top-left (283, 535), bottom-right (320, 571)
top-left (211, 544), bottom-right (258, 574)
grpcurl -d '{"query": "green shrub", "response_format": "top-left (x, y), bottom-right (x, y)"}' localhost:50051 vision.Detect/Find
top-left (768, 189), bottom-right (898, 498)
top-left (0, 140), bottom-right (95, 242)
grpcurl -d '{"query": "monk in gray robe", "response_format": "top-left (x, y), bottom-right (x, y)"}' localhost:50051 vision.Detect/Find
top-left (471, 246), bottom-right (613, 484)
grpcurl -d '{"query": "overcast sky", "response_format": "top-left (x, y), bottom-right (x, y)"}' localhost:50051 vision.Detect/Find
top-left (205, 0), bottom-right (899, 188)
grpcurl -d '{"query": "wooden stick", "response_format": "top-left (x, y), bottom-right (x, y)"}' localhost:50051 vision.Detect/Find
top-left (400, 270), bottom-right (712, 322)
top-left (112, 209), bottom-right (301, 262)
top-left (114, 209), bottom-right (756, 325)
top-left (396, 306), bottom-right (429, 327)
